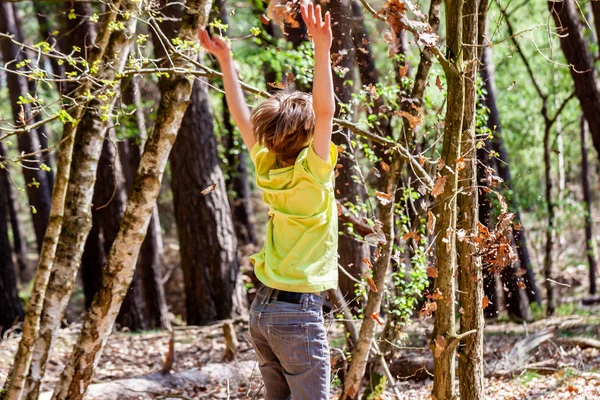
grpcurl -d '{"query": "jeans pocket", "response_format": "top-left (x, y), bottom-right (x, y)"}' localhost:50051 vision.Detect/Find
top-left (268, 324), bottom-right (311, 374)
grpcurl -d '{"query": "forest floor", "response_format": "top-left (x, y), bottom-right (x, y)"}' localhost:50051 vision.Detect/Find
top-left (1, 310), bottom-right (599, 399)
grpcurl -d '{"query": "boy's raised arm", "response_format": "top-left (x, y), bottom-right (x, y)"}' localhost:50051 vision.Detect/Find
top-left (199, 28), bottom-right (256, 151)
top-left (301, 3), bottom-right (335, 161)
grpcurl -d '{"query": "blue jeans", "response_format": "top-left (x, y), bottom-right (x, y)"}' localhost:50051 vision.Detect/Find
top-left (248, 285), bottom-right (330, 400)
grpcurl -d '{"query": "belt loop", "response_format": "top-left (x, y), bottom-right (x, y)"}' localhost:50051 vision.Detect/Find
top-left (261, 287), bottom-right (274, 305)
top-left (301, 294), bottom-right (309, 310)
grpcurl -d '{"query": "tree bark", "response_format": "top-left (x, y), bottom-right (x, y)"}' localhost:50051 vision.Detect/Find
top-left (431, 2), bottom-right (465, 398)
top-left (580, 117), bottom-right (597, 295)
top-left (592, 1), bottom-right (600, 58)
top-left (326, 0), bottom-right (370, 314)
top-left (0, 3), bottom-right (52, 252)
top-left (548, 0), bottom-right (600, 161)
top-left (1, 6), bottom-right (119, 399)
top-left (457, 1), bottom-right (484, 399)
top-left (50, 2), bottom-right (214, 397)
top-left (23, 7), bottom-right (137, 399)
top-left (0, 145), bottom-right (24, 335)
top-left (543, 121), bottom-right (555, 316)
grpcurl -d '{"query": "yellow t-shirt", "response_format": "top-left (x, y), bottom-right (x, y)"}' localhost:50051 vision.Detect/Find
top-left (249, 142), bottom-right (339, 293)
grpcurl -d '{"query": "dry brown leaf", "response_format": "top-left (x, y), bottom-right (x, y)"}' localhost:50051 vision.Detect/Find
top-left (336, 202), bottom-right (342, 217)
top-left (367, 83), bottom-right (380, 99)
top-left (371, 312), bottom-right (385, 325)
top-left (395, 110), bottom-right (422, 129)
top-left (260, 14), bottom-right (271, 25)
top-left (337, 145), bottom-right (344, 154)
top-left (427, 211), bottom-right (436, 234)
top-left (375, 190), bottom-right (392, 205)
top-left (434, 336), bottom-right (446, 358)
top-left (363, 258), bottom-right (373, 269)
top-left (456, 156), bottom-right (465, 171)
top-left (419, 154), bottom-right (426, 166)
top-left (380, 160), bottom-right (390, 173)
top-left (419, 300), bottom-right (437, 318)
top-left (399, 63), bottom-right (409, 77)
top-left (435, 75), bottom-right (443, 91)
top-left (364, 273), bottom-right (377, 292)
top-left (426, 267), bottom-right (438, 278)
top-left (201, 183), bottom-right (217, 195)
top-left (482, 295), bottom-right (490, 309)
top-left (358, 47), bottom-right (369, 54)
top-left (517, 280), bottom-right (526, 289)
top-left (403, 231), bottom-right (421, 242)
top-left (431, 175), bottom-right (447, 198)
top-left (268, 80), bottom-right (288, 90)
top-left (427, 289), bottom-right (443, 300)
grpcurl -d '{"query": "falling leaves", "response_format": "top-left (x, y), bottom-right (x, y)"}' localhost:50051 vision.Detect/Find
top-left (364, 225), bottom-right (387, 245)
top-left (482, 295), bottom-right (490, 310)
top-left (363, 258), bottom-right (373, 269)
top-left (426, 267), bottom-right (439, 278)
top-left (18, 105), bottom-right (26, 125)
top-left (507, 80), bottom-right (516, 91)
top-left (419, 300), bottom-right (437, 318)
top-left (364, 272), bottom-right (378, 292)
top-left (427, 211), bottom-right (436, 234)
top-left (399, 63), bottom-right (409, 77)
top-left (403, 231), bottom-right (421, 242)
top-left (260, 14), bottom-right (271, 25)
top-left (456, 156), bottom-right (465, 171)
top-left (434, 336), bottom-right (446, 358)
top-left (375, 190), bottom-right (392, 205)
top-left (267, 0), bottom-right (301, 30)
top-left (435, 75), bottom-right (443, 91)
top-left (371, 312), bottom-right (385, 325)
top-left (201, 183), bottom-right (217, 195)
top-left (431, 175), bottom-right (447, 198)
top-left (380, 160), bottom-right (390, 173)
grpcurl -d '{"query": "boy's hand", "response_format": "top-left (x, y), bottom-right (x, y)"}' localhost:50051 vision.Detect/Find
top-left (198, 28), bottom-right (232, 63)
top-left (300, 2), bottom-right (332, 50)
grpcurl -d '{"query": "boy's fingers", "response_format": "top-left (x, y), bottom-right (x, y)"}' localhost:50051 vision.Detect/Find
top-left (324, 11), bottom-right (331, 31)
top-left (307, 2), bottom-right (316, 26)
top-left (315, 4), bottom-right (323, 28)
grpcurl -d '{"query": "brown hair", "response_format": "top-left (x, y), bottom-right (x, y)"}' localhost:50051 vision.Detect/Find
top-left (250, 91), bottom-right (315, 163)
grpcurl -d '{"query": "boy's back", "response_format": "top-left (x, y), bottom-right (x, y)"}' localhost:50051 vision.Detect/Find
top-left (250, 141), bottom-right (338, 293)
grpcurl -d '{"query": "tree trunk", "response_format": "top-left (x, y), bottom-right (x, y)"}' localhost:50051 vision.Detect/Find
top-left (431, 2), bottom-right (465, 398)
top-left (592, 1), bottom-right (600, 58)
top-left (543, 120), bottom-right (555, 316)
top-left (0, 141), bottom-right (28, 279)
top-left (548, 0), bottom-right (600, 161)
top-left (31, 1), bottom-right (64, 79)
top-left (0, 3), bottom-right (52, 252)
top-left (171, 78), bottom-right (245, 324)
top-left (50, 2), bottom-right (214, 397)
top-left (81, 214), bottom-right (105, 309)
top-left (120, 76), bottom-right (171, 329)
top-left (457, 1), bottom-right (483, 399)
top-left (93, 135), bottom-right (149, 331)
top-left (2, 7), bottom-right (118, 399)
top-left (23, 8), bottom-right (137, 399)
top-left (341, 156), bottom-right (401, 399)
top-left (580, 117), bottom-right (597, 295)
top-left (0, 147), bottom-right (24, 335)
top-left (326, 0), bottom-right (370, 314)
top-left (480, 40), bottom-right (540, 307)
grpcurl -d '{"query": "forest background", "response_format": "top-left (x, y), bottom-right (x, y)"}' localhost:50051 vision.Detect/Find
top-left (0, 0), bottom-right (599, 399)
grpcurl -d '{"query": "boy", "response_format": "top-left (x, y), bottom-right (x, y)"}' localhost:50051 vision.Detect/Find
top-left (199, 3), bottom-right (337, 399)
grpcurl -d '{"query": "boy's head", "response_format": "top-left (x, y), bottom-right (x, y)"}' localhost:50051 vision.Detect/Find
top-left (251, 91), bottom-right (315, 162)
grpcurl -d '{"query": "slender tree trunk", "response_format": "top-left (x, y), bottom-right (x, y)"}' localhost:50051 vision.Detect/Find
top-left (341, 155), bottom-right (401, 399)
top-left (121, 76), bottom-right (170, 329)
top-left (480, 40), bottom-right (540, 307)
top-left (94, 135), bottom-right (149, 331)
top-left (0, 142), bottom-right (28, 279)
top-left (1, 7), bottom-right (119, 399)
top-left (457, 2), bottom-right (484, 398)
top-left (31, 1), bottom-right (64, 80)
top-left (50, 3), bottom-right (214, 397)
top-left (548, 0), bottom-right (600, 161)
top-left (580, 118), bottom-right (597, 295)
top-left (543, 121), bottom-right (555, 316)
top-left (592, 1), bottom-right (600, 58)
top-left (81, 214), bottom-right (105, 309)
top-left (0, 3), bottom-right (52, 252)
top-left (326, 0), bottom-right (370, 314)
top-left (431, 2), bottom-right (465, 398)
top-left (0, 148), bottom-right (24, 335)
top-left (23, 8), bottom-right (137, 399)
